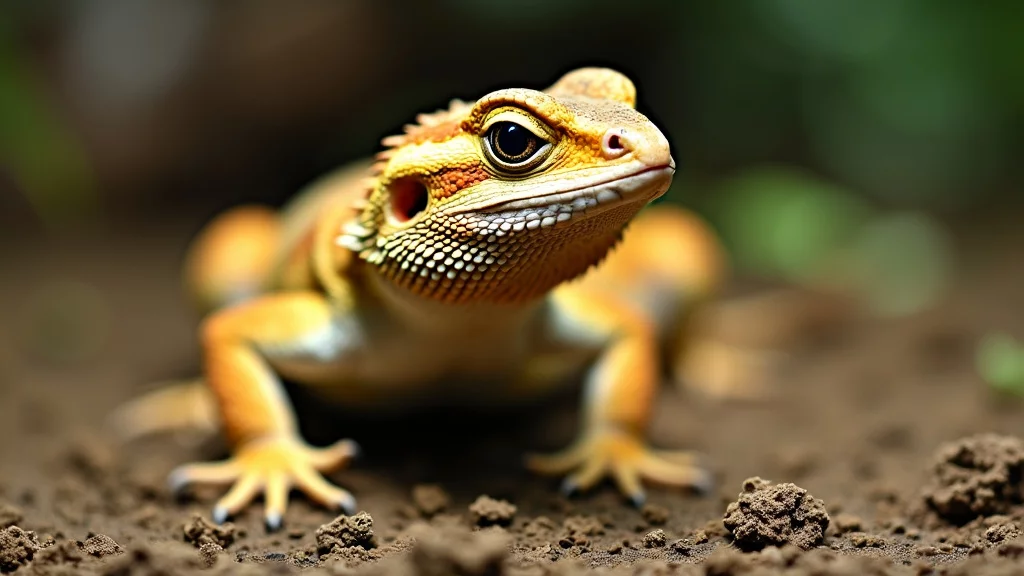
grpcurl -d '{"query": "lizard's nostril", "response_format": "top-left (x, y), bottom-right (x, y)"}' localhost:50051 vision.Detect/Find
top-left (601, 129), bottom-right (631, 159)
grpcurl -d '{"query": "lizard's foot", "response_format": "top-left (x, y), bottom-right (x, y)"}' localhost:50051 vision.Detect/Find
top-left (169, 436), bottom-right (360, 531)
top-left (525, 428), bottom-right (712, 507)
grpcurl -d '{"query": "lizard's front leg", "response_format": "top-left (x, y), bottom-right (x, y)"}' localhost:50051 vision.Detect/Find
top-left (170, 291), bottom-right (360, 530)
top-left (525, 289), bottom-right (712, 506)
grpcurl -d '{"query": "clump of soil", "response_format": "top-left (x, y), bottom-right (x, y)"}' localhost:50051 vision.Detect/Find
top-left (182, 514), bottom-right (236, 549)
top-left (468, 496), bottom-right (516, 527)
top-left (985, 521), bottom-right (1021, 544)
top-left (411, 484), bottom-right (450, 518)
top-left (722, 476), bottom-right (830, 551)
top-left (0, 526), bottom-right (38, 573)
top-left (79, 534), bottom-right (123, 558)
top-left (316, 511), bottom-right (376, 553)
top-left (642, 529), bottom-right (667, 548)
top-left (921, 433), bottom-right (1024, 525)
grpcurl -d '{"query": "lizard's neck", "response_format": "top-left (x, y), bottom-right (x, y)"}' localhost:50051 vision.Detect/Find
top-left (363, 267), bottom-right (546, 337)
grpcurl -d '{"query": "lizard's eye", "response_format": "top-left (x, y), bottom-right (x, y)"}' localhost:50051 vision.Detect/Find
top-left (484, 121), bottom-right (551, 173)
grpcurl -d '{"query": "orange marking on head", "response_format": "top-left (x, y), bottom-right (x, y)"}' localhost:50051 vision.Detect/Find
top-left (424, 163), bottom-right (490, 199)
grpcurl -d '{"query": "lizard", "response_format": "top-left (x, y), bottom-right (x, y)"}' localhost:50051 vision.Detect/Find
top-left (113, 67), bottom-right (728, 531)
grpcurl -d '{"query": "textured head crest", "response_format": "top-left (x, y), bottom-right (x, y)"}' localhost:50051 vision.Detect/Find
top-left (546, 67), bottom-right (637, 107)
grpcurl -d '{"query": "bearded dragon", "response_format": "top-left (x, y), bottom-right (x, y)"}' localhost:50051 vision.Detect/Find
top-left (114, 67), bottom-right (727, 531)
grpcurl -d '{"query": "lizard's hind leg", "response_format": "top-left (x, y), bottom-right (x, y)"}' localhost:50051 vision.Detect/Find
top-left (623, 206), bottom-right (783, 400)
top-left (109, 379), bottom-right (219, 441)
top-left (184, 205), bottom-right (282, 314)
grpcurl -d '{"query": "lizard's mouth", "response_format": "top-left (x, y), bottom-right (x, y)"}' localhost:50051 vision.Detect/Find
top-left (459, 163), bottom-right (675, 228)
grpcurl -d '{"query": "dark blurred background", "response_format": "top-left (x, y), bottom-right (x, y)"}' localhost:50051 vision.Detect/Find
top-left (1, 0), bottom-right (1022, 319)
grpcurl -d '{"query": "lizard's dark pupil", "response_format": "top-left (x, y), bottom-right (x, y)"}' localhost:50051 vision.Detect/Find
top-left (490, 122), bottom-right (537, 163)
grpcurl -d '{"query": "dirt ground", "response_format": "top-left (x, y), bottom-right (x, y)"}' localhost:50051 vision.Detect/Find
top-left (1, 216), bottom-right (1024, 575)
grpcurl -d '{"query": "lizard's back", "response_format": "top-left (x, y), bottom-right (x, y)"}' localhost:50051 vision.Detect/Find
top-left (183, 160), bottom-right (372, 313)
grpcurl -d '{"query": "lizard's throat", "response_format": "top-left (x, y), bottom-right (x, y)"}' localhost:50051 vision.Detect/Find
top-left (367, 202), bottom-right (643, 305)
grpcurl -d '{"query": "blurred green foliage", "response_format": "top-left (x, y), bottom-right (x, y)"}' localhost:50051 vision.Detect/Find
top-left (701, 166), bottom-right (953, 316)
top-left (704, 166), bottom-right (872, 283)
top-left (662, 0), bottom-right (1023, 210)
top-left (977, 333), bottom-right (1024, 396)
top-left (0, 13), bottom-right (97, 230)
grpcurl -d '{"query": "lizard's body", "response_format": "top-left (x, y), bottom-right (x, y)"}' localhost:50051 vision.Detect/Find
top-left (116, 68), bottom-right (726, 530)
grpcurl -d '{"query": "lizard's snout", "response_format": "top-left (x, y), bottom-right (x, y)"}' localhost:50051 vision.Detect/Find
top-left (600, 127), bottom-right (673, 169)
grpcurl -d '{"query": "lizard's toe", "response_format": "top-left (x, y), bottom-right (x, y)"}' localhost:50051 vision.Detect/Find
top-left (168, 460), bottom-right (239, 496)
top-left (308, 438), bottom-right (361, 472)
top-left (636, 450), bottom-right (713, 493)
top-left (212, 473), bottom-right (262, 521)
top-left (291, 461), bottom-right (357, 513)
top-left (527, 429), bottom-right (711, 504)
top-left (524, 440), bottom-right (588, 476)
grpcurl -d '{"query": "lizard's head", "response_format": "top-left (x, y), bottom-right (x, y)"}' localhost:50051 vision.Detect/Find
top-left (341, 67), bottom-right (675, 304)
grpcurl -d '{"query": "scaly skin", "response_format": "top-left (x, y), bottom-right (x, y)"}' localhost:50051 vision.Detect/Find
top-left (115, 68), bottom-right (728, 531)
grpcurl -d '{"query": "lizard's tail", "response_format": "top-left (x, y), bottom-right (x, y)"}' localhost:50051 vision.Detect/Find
top-left (108, 379), bottom-right (219, 441)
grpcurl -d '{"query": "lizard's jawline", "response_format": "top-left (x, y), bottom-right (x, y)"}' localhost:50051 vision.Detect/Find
top-left (473, 165), bottom-right (674, 227)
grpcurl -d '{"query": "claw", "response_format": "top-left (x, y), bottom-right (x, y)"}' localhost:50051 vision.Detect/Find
top-left (212, 506), bottom-right (229, 525)
top-left (344, 440), bottom-right (362, 461)
top-left (337, 493), bottom-right (358, 516)
top-left (168, 469), bottom-right (190, 495)
top-left (688, 468), bottom-right (715, 495)
top-left (265, 512), bottom-right (283, 532)
top-left (628, 491), bottom-right (647, 508)
top-left (559, 478), bottom-right (580, 498)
